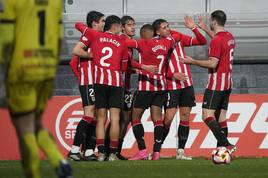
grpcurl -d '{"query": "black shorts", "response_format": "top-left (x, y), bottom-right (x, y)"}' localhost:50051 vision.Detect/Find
top-left (165, 86), bottom-right (196, 109)
top-left (79, 85), bottom-right (95, 107)
top-left (133, 90), bottom-right (167, 109)
top-left (202, 89), bottom-right (232, 110)
top-left (123, 90), bottom-right (134, 111)
top-left (94, 84), bottom-right (123, 109)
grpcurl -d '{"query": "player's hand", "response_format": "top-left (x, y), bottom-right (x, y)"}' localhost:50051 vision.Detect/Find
top-left (184, 15), bottom-right (196, 29)
top-left (173, 72), bottom-right (188, 81)
top-left (142, 65), bottom-right (159, 74)
top-left (88, 51), bottom-right (93, 58)
top-left (179, 55), bottom-right (194, 64)
top-left (197, 15), bottom-right (207, 30)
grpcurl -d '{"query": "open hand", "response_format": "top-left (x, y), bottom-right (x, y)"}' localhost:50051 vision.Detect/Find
top-left (142, 65), bottom-right (159, 74)
top-left (179, 55), bottom-right (193, 64)
top-left (184, 15), bottom-right (196, 29)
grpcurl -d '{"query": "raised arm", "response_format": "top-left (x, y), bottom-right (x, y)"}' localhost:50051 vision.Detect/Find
top-left (183, 15), bottom-right (207, 46)
top-left (198, 15), bottom-right (215, 38)
top-left (75, 22), bottom-right (88, 34)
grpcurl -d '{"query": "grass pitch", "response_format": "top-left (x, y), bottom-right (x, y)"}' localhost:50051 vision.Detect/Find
top-left (0, 158), bottom-right (267, 178)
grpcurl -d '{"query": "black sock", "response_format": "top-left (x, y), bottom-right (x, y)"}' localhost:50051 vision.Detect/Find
top-left (153, 120), bottom-right (164, 152)
top-left (178, 121), bottom-right (189, 149)
top-left (132, 120), bottom-right (146, 150)
top-left (217, 121), bottom-right (228, 147)
top-left (204, 117), bottom-right (230, 146)
top-left (88, 124), bottom-right (96, 150)
top-left (162, 126), bottom-right (170, 144)
top-left (118, 138), bottom-right (124, 154)
top-left (104, 137), bottom-right (110, 155)
top-left (73, 119), bottom-right (88, 146)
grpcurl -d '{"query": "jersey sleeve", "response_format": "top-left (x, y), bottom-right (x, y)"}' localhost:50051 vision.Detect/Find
top-left (69, 56), bottom-right (80, 79)
top-left (75, 22), bottom-right (88, 34)
top-left (190, 28), bottom-right (207, 46)
top-left (170, 30), bottom-right (182, 42)
top-left (121, 43), bottom-right (130, 72)
top-left (209, 37), bottom-right (221, 59)
top-left (125, 38), bottom-right (138, 49)
top-left (130, 59), bottom-right (142, 69)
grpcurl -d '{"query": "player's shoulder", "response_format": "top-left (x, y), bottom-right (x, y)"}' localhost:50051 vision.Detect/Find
top-left (119, 33), bottom-right (130, 40)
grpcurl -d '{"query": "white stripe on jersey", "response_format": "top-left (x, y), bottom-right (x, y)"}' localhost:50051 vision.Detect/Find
top-left (80, 68), bottom-right (84, 85)
top-left (146, 74), bottom-right (150, 91)
top-left (212, 73), bottom-right (217, 90)
top-left (87, 61), bottom-right (93, 84)
top-left (154, 75), bottom-right (157, 91)
top-left (178, 42), bottom-right (190, 86)
top-left (115, 71), bottom-right (120, 87)
top-left (173, 48), bottom-right (185, 89)
top-left (94, 65), bottom-right (97, 84)
top-left (160, 75), bottom-right (165, 90)
top-left (100, 68), bottom-right (104, 84)
top-left (172, 78), bottom-right (176, 90)
top-left (220, 73), bottom-right (226, 91)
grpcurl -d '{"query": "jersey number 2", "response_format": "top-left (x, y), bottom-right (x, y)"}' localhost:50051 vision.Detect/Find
top-left (100, 47), bottom-right (113, 67)
top-left (37, 10), bottom-right (46, 46)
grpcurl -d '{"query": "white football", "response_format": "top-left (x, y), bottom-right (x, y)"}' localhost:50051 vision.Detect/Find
top-left (211, 146), bottom-right (232, 165)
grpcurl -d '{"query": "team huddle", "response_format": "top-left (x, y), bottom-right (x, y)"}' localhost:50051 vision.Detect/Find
top-left (68, 10), bottom-right (236, 162)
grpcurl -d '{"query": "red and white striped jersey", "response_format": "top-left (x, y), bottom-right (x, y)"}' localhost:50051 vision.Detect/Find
top-left (166, 29), bottom-right (207, 90)
top-left (69, 54), bottom-right (94, 86)
top-left (207, 31), bottom-right (235, 91)
top-left (166, 42), bottom-right (193, 90)
top-left (79, 26), bottom-right (129, 87)
top-left (129, 37), bottom-right (176, 91)
top-left (70, 24), bottom-right (94, 86)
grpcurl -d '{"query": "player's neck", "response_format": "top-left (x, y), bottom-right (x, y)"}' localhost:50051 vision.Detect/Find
top-left (214, 26), bottom-right (225, 34)
top-left (106, 30), bottom-right (117, 35)
top-left (122, 33), bottom-right (132, 39)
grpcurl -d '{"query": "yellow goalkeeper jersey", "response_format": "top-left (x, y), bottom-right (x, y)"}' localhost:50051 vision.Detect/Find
top-left (0, 0), bottom-right (63, 82)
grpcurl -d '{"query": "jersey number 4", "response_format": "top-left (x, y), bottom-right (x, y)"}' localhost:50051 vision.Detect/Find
top-left (37, 10), bottom-right (46, 46)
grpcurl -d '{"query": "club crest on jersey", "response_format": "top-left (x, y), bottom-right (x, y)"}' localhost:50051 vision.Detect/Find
top-left (100, 37), bottom-right (120, 47)
top-left (152, 45), bottom-right (166, 52)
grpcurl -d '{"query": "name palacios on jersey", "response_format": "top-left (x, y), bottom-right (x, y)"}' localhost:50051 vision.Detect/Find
top-left (100, 37), bottom-right (121, 47)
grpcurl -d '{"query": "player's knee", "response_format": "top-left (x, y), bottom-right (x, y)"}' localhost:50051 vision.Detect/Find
top-left (180, 111), bottom-right (190, 121)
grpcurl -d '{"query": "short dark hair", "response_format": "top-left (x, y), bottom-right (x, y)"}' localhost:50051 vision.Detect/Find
top-left (86, 11), bottom-right (104, 28)
top-left (211, 10), bottom-right (227, 26)
top-left (104, 15), bottom-right (121, 31)
top-left (121, 15), bottom-right (135, 27)
top-left (140, 24), bottom-right (154, 36)
top-left (152, 19), bottom-right (167, 36)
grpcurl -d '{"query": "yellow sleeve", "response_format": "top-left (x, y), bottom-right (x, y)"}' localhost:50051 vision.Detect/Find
top-left (0, 0), bottom-right (15, 65)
